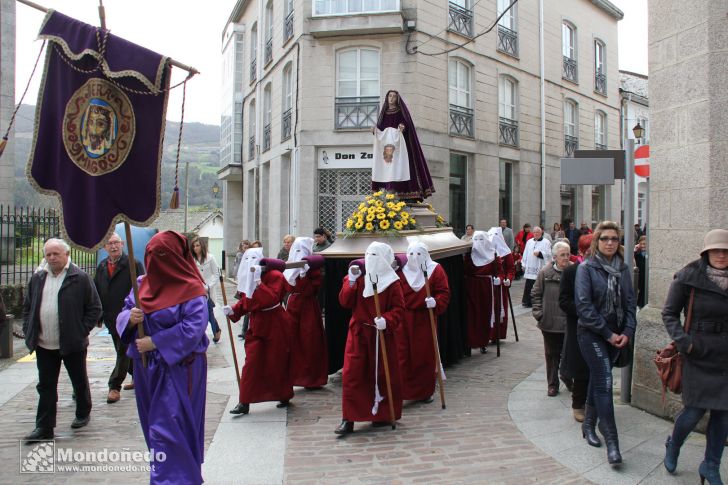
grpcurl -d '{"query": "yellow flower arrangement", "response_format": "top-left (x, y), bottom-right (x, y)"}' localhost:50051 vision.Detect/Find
top-left (343, 190), bottom-right (419, 235)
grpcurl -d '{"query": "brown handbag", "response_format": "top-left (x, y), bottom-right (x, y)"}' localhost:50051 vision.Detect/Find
top-left (654, 288), bottom-right (695, 397)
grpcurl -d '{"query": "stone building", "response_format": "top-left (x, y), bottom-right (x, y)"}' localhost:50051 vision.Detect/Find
top-left (0, 0), bottom-right (15, 208)
top-left (218, 0), bottom-right (624, 271)
top-left (619, 69), bottom-right (649, 226)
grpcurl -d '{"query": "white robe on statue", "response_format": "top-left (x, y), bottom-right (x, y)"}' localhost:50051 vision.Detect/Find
top-left (372, 127), bottom-right (410, 183)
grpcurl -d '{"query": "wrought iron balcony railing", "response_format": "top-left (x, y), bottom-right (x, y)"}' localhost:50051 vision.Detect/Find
top-left (282, 108), bottom-right (292, 141)
top-left (564, 134), bottom-right (578, 157)
top-left (335, 96), bottom-right (379, 129)
top-left (497, 25), bottom-right (518, 57)
top-left (264, 38), bottom-right (273, 66)
top-left (448, 2), bottom-right (473, 38)
top-left (248, 135), bottom-right (256, 159)
top-left (449, 104), bottom-right (474, 138)
top-left (563, 56), bottom-right (578, 83)
top-left (499, 117), bottom-right (519, 147)
top-left (249, 58), bottom-right (257, 84)
top-left (263, 124), bottom-right (271, 152)
top-left (594, 70), bottom-right (606, 95)
top-left (284, 11), bottom-right (294, 43)
top-left (595, 143), bottom-right (607, 150)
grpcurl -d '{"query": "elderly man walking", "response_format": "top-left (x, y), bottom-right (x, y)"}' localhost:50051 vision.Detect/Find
top-left (94, 233), bottom-right (144, 403)
top-left (521, 226), bottom-right (552, 308)
top-left (23, 238), bottom-right (102, 442)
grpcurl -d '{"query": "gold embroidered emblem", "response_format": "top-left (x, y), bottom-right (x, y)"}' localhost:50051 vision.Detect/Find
top-left (63, 78), bottom-right (135, 176)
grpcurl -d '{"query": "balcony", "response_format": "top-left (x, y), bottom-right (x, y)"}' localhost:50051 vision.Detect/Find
top-left (263, 123), bottom-right (271, 152)
top-left (448, 2), bottom-right (473, 38)
top-left (335, 96), bottom-right (379, 129)
top-left (594, 70), bottom-right (606, 95)
top-left (248, 135), bottom-right (256, 159)
top-left (595, 143), bottom-right (607, 150)
top-left (449, 104), bottom-right (473, 138)
top-left (497, 25), bottom-right (518, 58)
top-left (563, 56), bottom-right (578, 83)
top-left (309, 5), bottom-right (403, 38)
top-left (282, 108), bottom-right (292, 141)
top-left (564, 135), bottom-right (578, 157)
top-left (499, 117), bottom-right (519, 147)
top-left (284, 11), bottom-right (294, 43)
top-left (249, 58), bottom-right (257, 84)
top-left (264, 38), bottom-right (273, 66)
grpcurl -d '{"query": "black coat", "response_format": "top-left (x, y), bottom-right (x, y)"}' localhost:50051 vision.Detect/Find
top-left (559, 263), bottom-right (589, 380)
top-left (94, 254), bottom-right (144, 334)
top-left (662, 258), bottom-right (728, 410)
top-left (23, 264), bottom-right (102, 355)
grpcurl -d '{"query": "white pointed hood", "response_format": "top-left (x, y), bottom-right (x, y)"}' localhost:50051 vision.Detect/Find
top-left (283, 237), bottom-right (314, 286)
top-left (471, 230), bottom-right (495, 267)
top-left (236, 248), bottom-right (264, 297)
top-left (488, 226), bottom-right (512, 256)
top-left (403, 242), bottom-right (438, 292)
top-left (363, 241), bottom-right (399, 298)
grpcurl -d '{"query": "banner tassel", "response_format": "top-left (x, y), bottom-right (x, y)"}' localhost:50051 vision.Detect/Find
top-left (169, 186), bottom-right (180, 209)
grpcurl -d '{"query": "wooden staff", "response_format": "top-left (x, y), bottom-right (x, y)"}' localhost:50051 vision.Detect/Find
top-left (493, 257), bottom-right (501, 358)
top-left (124, 222), bottom-right (146, 368)
top-left (421, 265), bottom-right (446, 409)
top-left (219, 271), bottom-right (241, 386)
top-left (506, 288), bottom-right (519, 342)
top-left (370, 274), bottom-right (397, 430)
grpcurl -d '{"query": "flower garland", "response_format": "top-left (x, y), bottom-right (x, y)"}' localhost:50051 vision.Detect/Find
top-left (344, 190), bottom-right (418, 235)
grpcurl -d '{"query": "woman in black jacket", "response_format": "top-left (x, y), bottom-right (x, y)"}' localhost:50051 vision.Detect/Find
top-left (575, 221), bottom-right (637, 466)
top-left (662, 229), bottom-right (728, 485)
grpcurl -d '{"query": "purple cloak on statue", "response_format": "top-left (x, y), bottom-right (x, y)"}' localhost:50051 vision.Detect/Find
top-left (28, 10), bottom-right (170, 251)
top-left (371, 90), bottom-right (435, 200)
top-left (117, 288), bottom-right (208, 485)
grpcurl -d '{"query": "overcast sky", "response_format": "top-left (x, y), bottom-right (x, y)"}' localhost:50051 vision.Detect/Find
top-left (14, 0), bottom-right (647, 126)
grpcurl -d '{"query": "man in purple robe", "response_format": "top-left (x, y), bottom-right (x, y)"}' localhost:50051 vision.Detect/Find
top-left (117, 231), bottom-right (209, 485)
top-left (371, 90), bottom-right (435, 201)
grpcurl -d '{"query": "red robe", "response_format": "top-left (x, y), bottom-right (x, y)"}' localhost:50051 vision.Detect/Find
top-left (464, 254), bottom-right (497, 348)
top-left (229, 270), bottom-right (294, 404)
top-left (490, 253), bottom-right (516, 342)
top-left (284, 268), bottom-right (328, 388)
top-left (396, 265), bottom-right (450, 400)
top-left (338, 276), bottom-right (404, 423)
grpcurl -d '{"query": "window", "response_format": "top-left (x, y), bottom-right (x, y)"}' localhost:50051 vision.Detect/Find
top-left (564, 99), bottom-right (578, 157)
top-left (499, 76), bottom-right (518, 146)
top-left (284, 0), bottom-right (294, 43)
top-left (497, 0), bottom-right (518, 57)
top-left (636, 116), bottom-right (648, 142)
top-left (313, 0), bottom-right (399, 16)
top-left (250, 24), bottom-right (257, 83)
top-left (448, 0), bottom-right (473, 38)
top-left (248, 100), bottom-right (256, 159)
top-left (282, 64), bottom-right (293, 141)
top-left (448, 59), bottom-right (473, 137)
top-left (562, 22), bottom-right (577, 83)
top-left (499, 160), bottom-right (513, 225)
top-left (595, 110), bottom-right (606, 150)
top-left (449, 152), bottom-right (468, 237)
top-left (594, 40), bottom-right (606, 95)
top-left (263, 84), bottom-right (272, 152)
top-left (335, 48), bottom-right (380, 129)
top-left (264, 1), bottom-right (273, 66)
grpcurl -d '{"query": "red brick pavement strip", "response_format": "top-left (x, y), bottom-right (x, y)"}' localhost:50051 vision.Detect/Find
top-left (284, 314), bottom-right (592, 485)
top-left (0, 333), bottom-right (228, 484)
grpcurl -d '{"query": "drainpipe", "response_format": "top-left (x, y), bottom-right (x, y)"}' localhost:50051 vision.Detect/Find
top-left (539, 0), bottom-right (546, 227)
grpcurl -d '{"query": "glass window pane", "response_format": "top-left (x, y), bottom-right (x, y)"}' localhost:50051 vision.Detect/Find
top-left (338, 81), bottom-right (357, 97)
top-left (360, 80), bottom-right (378, 96)
top-left (360, 50), bottom-right (379, 78)
top-left (338, 51), bottom-right (356, 80)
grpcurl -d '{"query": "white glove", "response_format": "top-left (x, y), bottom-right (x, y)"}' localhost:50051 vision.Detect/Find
top-left (493, 277), bottom-right (501, 286)
top-left (348, 266), bottom-right (361, 283)
top-left (503, 278), bottom-right (511, 287)
top-left (222, 305), bottom-right (234, 316)
top-left (374, 316), bottom-right (386, 330)
top-left (204, 283), bottom-right (210, 292)
top-left (252, 265), bottom-right (262, 283)
top-left (425, 297), bottom-right (436, 309)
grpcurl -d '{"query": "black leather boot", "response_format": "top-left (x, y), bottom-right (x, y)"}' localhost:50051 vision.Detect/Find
top-left (581, 405), bottom-right (602, 447)
top-left (598, 416), bottom-right (622, 465)
top-left (334, 420), bottom-right (354, 435)
top-left (230, 403), bottom-right (249, 415)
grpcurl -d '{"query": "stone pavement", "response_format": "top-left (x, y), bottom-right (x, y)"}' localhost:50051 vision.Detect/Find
top-left (0, 278), bottom-right (721, 484)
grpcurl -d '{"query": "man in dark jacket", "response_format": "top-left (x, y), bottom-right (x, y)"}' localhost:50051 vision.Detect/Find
top-left (94, 233), bottom-right (144, 404)
top-left (23, 238), bottom-right (102, 442)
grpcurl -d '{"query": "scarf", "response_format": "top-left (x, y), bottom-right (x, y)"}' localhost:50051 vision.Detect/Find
top-left (594, 252), bottom-right (624, 328)
top-left (706, 265), bottom-right (728, 292)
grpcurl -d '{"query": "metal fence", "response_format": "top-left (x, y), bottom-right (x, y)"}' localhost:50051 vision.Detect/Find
top-left (0, 205), bottom-right (98, 286)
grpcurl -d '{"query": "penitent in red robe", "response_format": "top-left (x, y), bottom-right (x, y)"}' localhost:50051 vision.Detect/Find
top-left (396, 265), bottom-right (450, 400)
top-left (284, 268), bottom-right (329, 388)
top-left (464, 254), bottom-right (497, 348)
top-left (490, 253), bottom-right (516, 342)
top-left (338, 276), bottom-right (404, 423)
top-left (228, 270), bottom-right (294, 404)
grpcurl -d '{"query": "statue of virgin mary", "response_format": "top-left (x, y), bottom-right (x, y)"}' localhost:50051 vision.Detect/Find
top-left (371, 90), bottom-right (435, 201)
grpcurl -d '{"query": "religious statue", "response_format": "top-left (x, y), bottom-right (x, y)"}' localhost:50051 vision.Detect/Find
top-left (371, 90), bottom-right (435, 201)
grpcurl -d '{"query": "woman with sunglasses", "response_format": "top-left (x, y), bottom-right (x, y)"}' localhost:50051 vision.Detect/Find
top-left (574, 220), bottom-right (637, 466)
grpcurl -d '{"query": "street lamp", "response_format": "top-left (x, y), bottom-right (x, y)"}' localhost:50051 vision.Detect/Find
top-left (632, 122), bottom-right (645, 142)
top-left (212, 182), bottom-right (220, 198)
